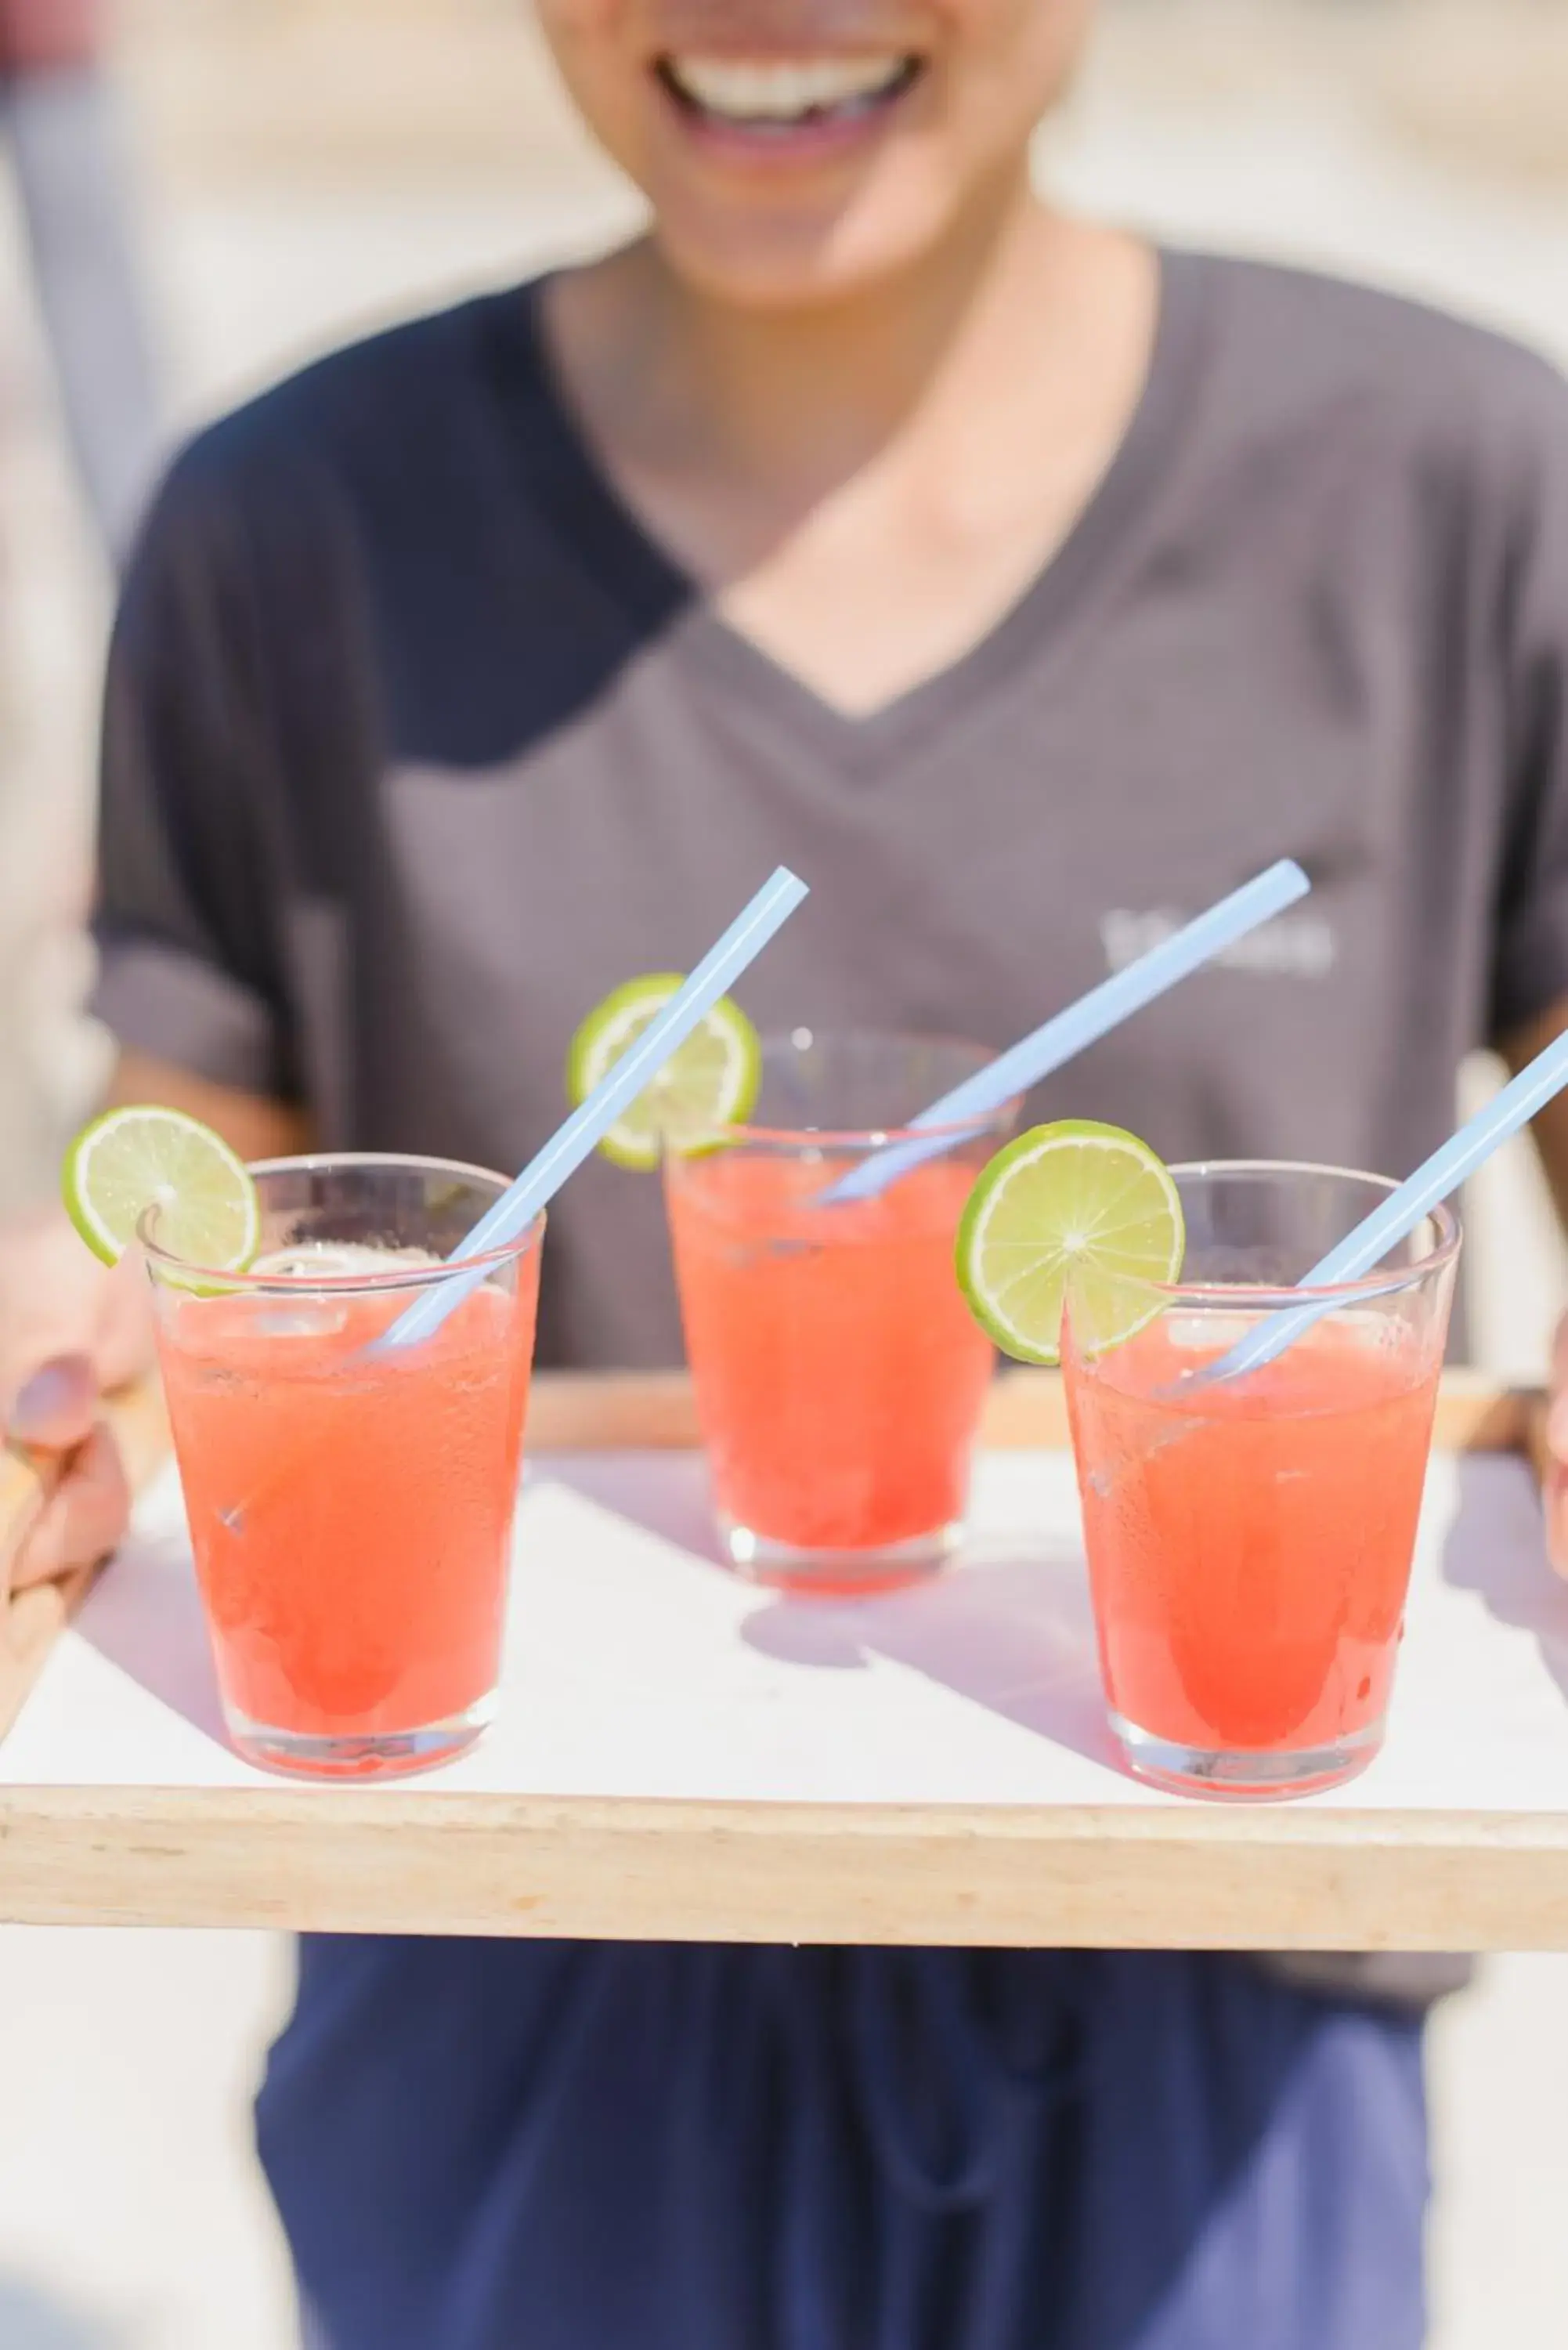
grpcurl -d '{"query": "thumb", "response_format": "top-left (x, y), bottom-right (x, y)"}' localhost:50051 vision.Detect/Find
top-left (1534, 1379), bottom-right (1568, 1578)
top-left (6, 1354), bottom-right (102, 1453)
top-left (1547, 1449), bottom-right (1568, 1568)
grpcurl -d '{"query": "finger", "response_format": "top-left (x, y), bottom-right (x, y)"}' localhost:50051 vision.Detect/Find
top-left (1548, 1482), bottom-right (1568, 1579)
top-left (5, 1354), bottom-right (99, 1452)
top-left (10, 1424), bottom-right (130, 1592)
top-left (1549, 1316), bottom-right (1568, 1460)
top-left (0, 1213), bottom-right (154, 1404)
top-left (0, 1209), bottom-right (110, 1392)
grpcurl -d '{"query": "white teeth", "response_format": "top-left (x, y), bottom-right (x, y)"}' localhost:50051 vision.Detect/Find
top-left (666, 53), bottom-right (910, 122)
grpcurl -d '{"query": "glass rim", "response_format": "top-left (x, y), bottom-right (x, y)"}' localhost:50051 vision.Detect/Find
top-left (1143, 1157), bottom-right (1461, 1306)
top-left (138, 1149), bottom-right (544, 1295)
top-left (723, 1025), bottom-right (1016, 1151)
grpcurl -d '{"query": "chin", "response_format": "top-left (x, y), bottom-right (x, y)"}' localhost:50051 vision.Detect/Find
top-left (648, 178), bottom-right (981, 311)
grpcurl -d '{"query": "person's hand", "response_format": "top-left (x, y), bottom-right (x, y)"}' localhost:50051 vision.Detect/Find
top-left (0, 1208), bottom-right (153, 1600)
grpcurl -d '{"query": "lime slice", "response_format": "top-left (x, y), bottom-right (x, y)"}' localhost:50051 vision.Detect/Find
top-left (565, 974), bottom-right (761, 1170)
top-left (956, 1119), bottom-right (1184, 1367)
top-left (62, 1104), bottom-right (261, 1272)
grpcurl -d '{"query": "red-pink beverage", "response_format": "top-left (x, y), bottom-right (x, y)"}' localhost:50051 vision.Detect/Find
top-left (1061, 1162), bottom-right (1458, 1798)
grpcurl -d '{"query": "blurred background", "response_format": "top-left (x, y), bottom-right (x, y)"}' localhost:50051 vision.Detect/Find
top-left (0, 0), bottom-right (1566, 2341)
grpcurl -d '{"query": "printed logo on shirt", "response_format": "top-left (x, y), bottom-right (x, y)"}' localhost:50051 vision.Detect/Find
top-left (1100, 907), bottom-right (1339, 981)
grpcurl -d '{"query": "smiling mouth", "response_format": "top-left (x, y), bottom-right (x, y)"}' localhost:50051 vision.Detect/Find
top-left (656, 52), bottom-right (924, 135)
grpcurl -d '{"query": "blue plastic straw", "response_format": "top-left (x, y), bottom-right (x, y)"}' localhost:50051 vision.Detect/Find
top-left (822, 859), bottom-right (1310, 1206)
top-left (379, 866), bottom-right (810, 1352)
top-left (1196, 1025), bottom-right (1568, 1389)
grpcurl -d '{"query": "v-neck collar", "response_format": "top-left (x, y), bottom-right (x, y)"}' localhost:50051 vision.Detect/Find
top-left (499, 247), bottom-right (1213, 780)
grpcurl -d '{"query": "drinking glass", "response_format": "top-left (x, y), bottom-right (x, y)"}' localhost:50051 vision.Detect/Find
top-left (1062, 1162), bottom-right (1459, 1798)
top-left (665, 1030), bottom-right (1015, 1594)
top-left (144, 1155), bottom-right (541, 1780)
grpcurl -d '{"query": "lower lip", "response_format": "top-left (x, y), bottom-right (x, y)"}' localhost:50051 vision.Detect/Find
top-left (654, 67), bottom-right (922, 168)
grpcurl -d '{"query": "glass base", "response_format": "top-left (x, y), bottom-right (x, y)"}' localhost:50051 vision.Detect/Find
top-left (226, 1692), bottom-right (495, 1782)
top-left (1110, 1710), bottom-right (1385, 1801)
top-left (720, 1514), bottom-right (963, 1598)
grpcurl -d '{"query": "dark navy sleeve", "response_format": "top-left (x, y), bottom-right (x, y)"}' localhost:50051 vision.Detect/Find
top-left (1489, 356), bottom-right (1568, 1043)
top-left (92, 437), bottom-right (297, 1100)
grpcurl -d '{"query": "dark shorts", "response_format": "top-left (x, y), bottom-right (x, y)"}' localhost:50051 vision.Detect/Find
top-left (258, 1940), bottom-right (1429, 2350)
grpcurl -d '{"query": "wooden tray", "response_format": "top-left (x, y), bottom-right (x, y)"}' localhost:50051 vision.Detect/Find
top-left (2, 1372), bottom-right (1566, 1951)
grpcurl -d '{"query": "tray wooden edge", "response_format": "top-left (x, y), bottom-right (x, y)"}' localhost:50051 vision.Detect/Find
top-left (2, 1787), bottom-right (1566, 1948)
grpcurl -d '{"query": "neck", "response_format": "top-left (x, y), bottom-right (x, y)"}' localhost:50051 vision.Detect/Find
top-left (616, 166), bottom-right (1072, 503)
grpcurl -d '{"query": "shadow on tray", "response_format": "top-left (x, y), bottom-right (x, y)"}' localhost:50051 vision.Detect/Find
top-left (740, 1549), bottom-right (1125, 1775)
top-left (75, 1523), bottom-right (230, 1752)
top-left (547, 1455), bottom-right (1126, 1777)
top-left (1442, 1452), bottom-right (1568, 1705)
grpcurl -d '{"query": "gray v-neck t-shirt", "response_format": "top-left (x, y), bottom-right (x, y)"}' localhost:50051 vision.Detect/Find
top-left (94, 248), bottom-right (1568, 1372)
